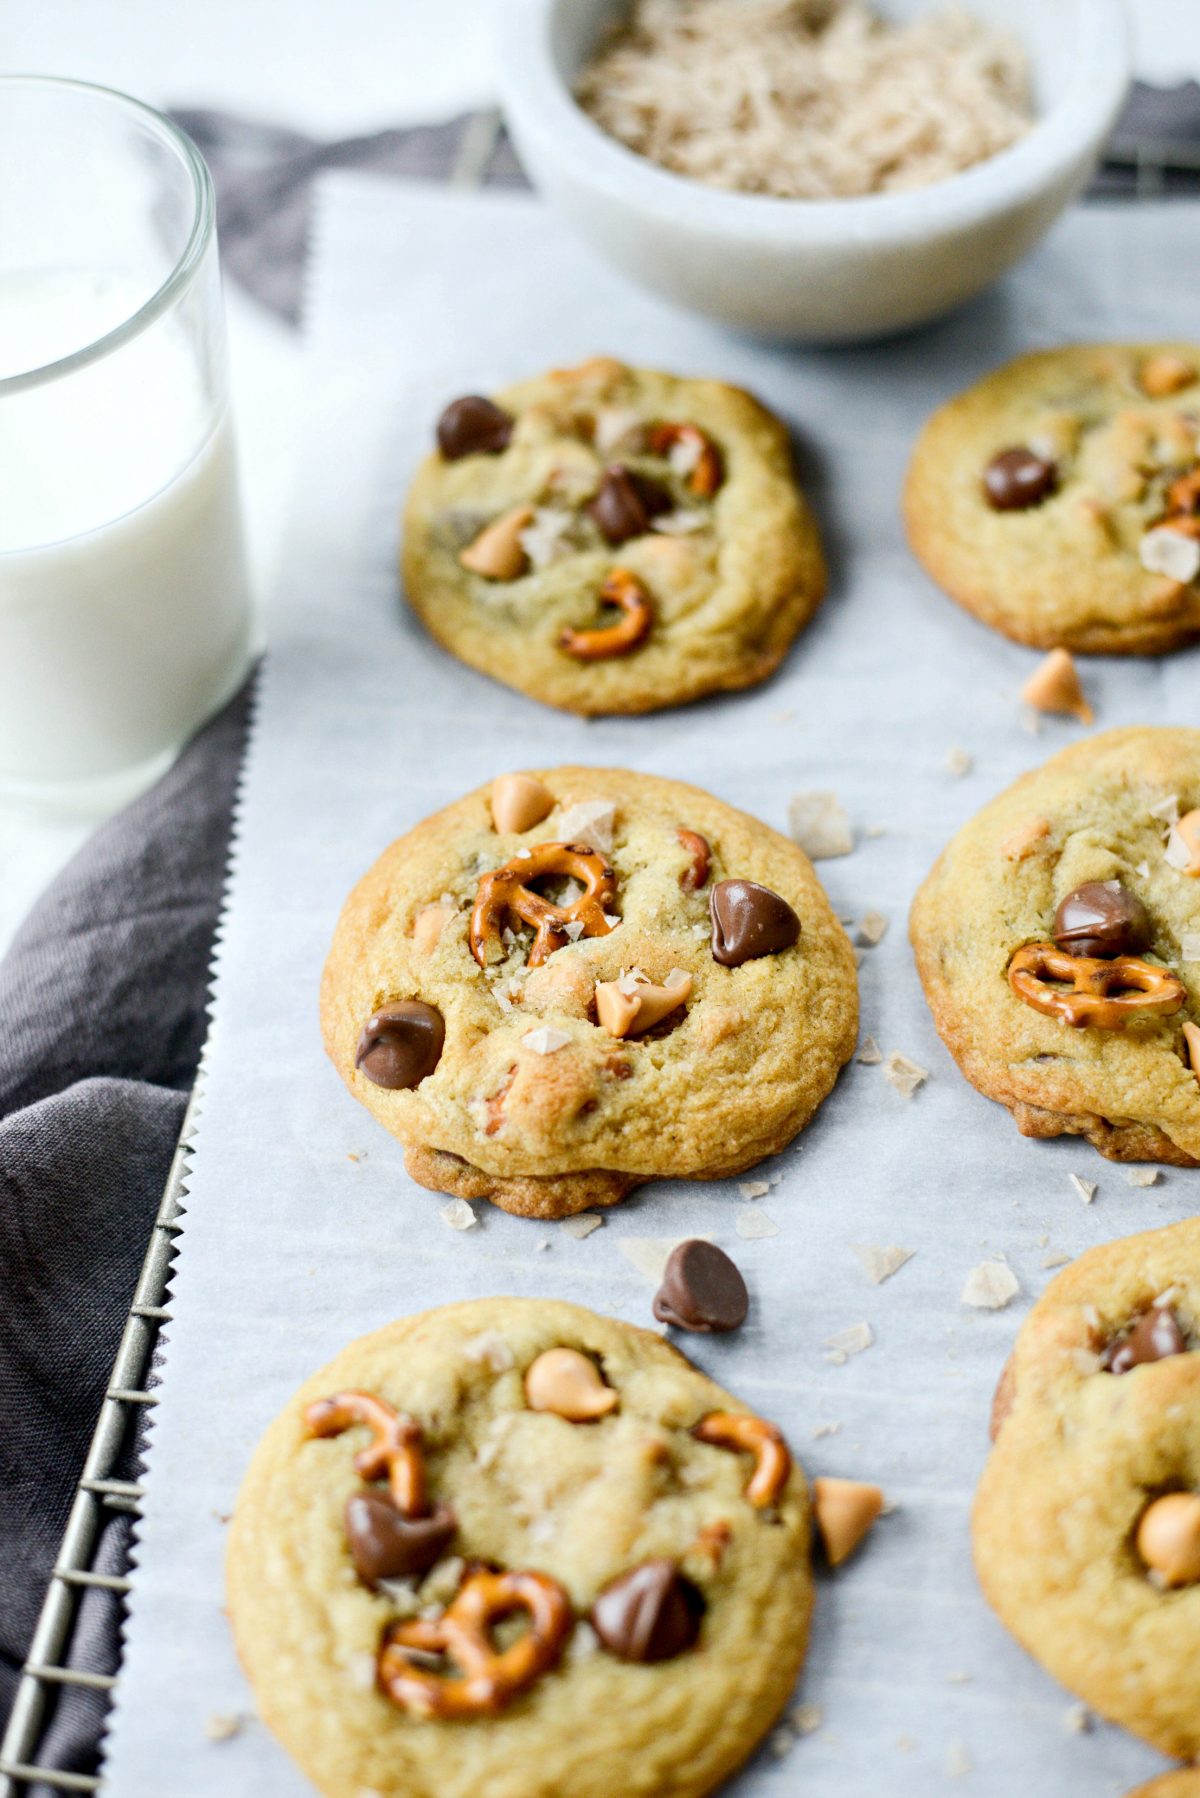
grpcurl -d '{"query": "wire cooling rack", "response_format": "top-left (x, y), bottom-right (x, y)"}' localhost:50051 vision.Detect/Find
top-left (1, 113), bottom-right (1198, 1796)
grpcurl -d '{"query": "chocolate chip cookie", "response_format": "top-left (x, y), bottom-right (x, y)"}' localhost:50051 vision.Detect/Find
top-left (227, 1297), bottom-right (813, 1798)
top-left (321, 767), bottom-right (857, 1218)
top-left (974, 1219), bottom-right (1200, 1761)
top-left (402, 357), bottom-right (825, 713)
top-left (910, 728), bottom-right (1200, 1166)
top-left (905, 345), bottom-right (1200, 654)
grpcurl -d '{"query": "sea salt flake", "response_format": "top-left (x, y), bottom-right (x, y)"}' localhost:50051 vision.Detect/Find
top-left (617, 968), bottom-right (649, 994)
top-left (811, 1422), bottom-right (842, 1440)
top-left (856, 910), bottom-right (889, 946)
top-left (1128, 1167), bottom-right (1161, 1187)
top-left (883, 1051), bottom-right (928, 1098)
top-left (204, 1713), bottom-right (244, 1742)
top-left (1063, 1702), bottom-right (1092, 1735)
top-left (822, 1321), bottom-right (873, 1363)
top-left (1166, 824), bottom-right (1195, 870)
top-left (668, 433), bottom-right (703, 477)
top-left (652, 507), bottom-right (708, 535)
top-left (787, 790), bottom-right (853, 859)
top-left (851, 1243), bottom-right (915, 1285)
top-left (961, 1260), bottom-right (1020, 1309)
top-left (345, 1652), bottom-right (377, 1690)
top-left (792, 1702), bottom-right (823, 1735)
top-left (739, 1180), bottom-right (770, 1200)
top-left (518, 508), bottom-right (575, 570)
top-left (563, 919), bottom-right (587, 942)
top-left (769, 1728), bottom-right (796, 1760)
top-left (462, 1329), bottom-right (515, 1372)
top-left (736, 1210), bottom-right (780, 1239)
top-left (945, 1741), bottom-right (972, 1778)
top-left (665, 967), bottom-right (691, 988)
top-left (515, 847), bottom-right (532, 860)
top-left (945, 746), bottom-right (973, 776)
top-left (1041, 1251), bottom-right (1071, 1269)
top-left (1069, 1172), bottom-right (1097, 1204)
top-left (603, 912), bottom-right (622, 928)
top-left (945, 1670), bottom-right (973, 1685)
top-left (565, 1619), bottom-right (600, 1661)
top-left (440, 1198), bottom-right (478, 1232)
top-left (561, 1212), bottom-right (603, 1240)
top-left (1140, 525), bottom-right (1200, 583)
top-left (555, 798), bottom-right (616, 853)
top-left (1149, 794), bottom-right (1181, 825)
top-left (593, 405), bottom-right (644, 457)
top-left (1137, 859), bottom-right (1153, 878)
top-left (523, 1026), bottom-right (571, 1056)
top-left (1181, 932), bottom-right (1200, 961)
top-left (856, 1034), bottom-right (882, 1065)
top-left (618, 1235), bottom-right (712, 1282)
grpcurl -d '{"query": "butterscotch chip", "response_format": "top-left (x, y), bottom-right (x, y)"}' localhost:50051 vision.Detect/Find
top-left (1137, 1492), bottom-right (1200, 1587)
top-left (458, 505), bottom-right (535, 581)
top-left (412, 903), bottom-right (455, 955)
top-left (524, 1347), bottom-right (619, 1420)
top-left (1166, 809), bottom-right (1200, 876)
top-left (491, 773), bottom-right (554, 835)
top-left (1021, 648), bottom-right (1093, 723)
top-left (1139, 354), bottom-right (1197, 398)
top-left (812, 1477), bottom-right (884, 1566)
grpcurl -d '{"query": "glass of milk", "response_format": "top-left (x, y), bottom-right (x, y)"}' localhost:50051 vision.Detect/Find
top-left (0, 77), bottom-right (254, 808)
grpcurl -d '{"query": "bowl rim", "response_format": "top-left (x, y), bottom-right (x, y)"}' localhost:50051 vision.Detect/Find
top-left (496, 0), bottom-right (1131, 245)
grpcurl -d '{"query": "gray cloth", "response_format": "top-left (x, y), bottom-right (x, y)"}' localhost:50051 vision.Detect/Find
top-left (3, 80), bottom-right (1200, 1781)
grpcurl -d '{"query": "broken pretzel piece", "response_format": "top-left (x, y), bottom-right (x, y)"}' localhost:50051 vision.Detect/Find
top-left (379, 1567), bottom-right (573, 1717)
top-left (1008, 942), bottom-right (1186, 1030)
top-left (560, 566), bottom-right (652, 661)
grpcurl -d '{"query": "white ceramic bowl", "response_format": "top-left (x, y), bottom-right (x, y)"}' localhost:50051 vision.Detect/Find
top-left (496, 0), bottom-right (1130, 342)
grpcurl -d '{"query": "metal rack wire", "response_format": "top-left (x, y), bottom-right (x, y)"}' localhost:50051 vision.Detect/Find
top-left (0, 119), bottom-right (1195, 1796)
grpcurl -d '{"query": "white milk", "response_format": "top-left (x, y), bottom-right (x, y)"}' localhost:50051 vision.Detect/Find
top-left (0, 272), bottom-right (253, 795)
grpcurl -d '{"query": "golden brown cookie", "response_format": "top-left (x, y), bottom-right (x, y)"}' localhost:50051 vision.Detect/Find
top-left (402, 357), bottom-right (825, 712)
top-left (1126, 1774), bottom-right (1200, 1798)
top-left (227, 1297), bottom-right (813, 1798)
top-left (975, 1219), bottom-right (1200, 1761)
top-left (321, 767), bottom-right (857, 1218)
top-left (910, 728), bottom-right (1200, 1166)
top-left (905, 345), bottom-right (1200, 654)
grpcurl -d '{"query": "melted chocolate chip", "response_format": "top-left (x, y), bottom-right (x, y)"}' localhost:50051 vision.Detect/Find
top-left (653, 1239), bottom-right (748, 1334)
top-left (436, 395), bottom-right (514, 460)
top-left (344, 1492), bottom-right (457, 1587)
top-left (590, 1559), bottom-right (704, 1662)
top-left (355, 1001), bottom-right (445, 1089)
top-left (983, 448), bottom-right (1058, 511)
top-left (710, 879), bottom-right (800, 967)
top-left (1103, 1305), bottom-right (1187, 1375)
top-left (1053, 881), bottom-right (1152, 960)
top-left (588, 464), bottom-right (672, 545)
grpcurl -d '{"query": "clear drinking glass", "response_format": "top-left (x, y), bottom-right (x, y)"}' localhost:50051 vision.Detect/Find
top-left (0, 77), bottom-right (254, 808)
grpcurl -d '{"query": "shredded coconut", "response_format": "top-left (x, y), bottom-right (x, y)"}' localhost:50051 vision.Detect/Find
top-left (577, 0), bottom-right (1032, 201)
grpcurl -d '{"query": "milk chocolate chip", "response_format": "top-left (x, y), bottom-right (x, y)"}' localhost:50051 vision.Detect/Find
top-left (355, 1001), bottom-right (445, 1089)
top-left (710, 879), bottom-right (800, 967)
top-left (1053, 881), bottom-right (1151, 960)
top-left (344, 1492), bottom-right (457, 1587)
top-left (983, 448), bottom-right (1058, 511)
top-left (436, 395), bottom-right (513, 460)
top-left (590, 1559), bottom-right (704, 1662)
top-left (653, 1239), bottom-right (748, 1333)
top-left (1103, 1305), bottom-right (1187, 1374)
top-left (588, 464), bottom-right (671, 545)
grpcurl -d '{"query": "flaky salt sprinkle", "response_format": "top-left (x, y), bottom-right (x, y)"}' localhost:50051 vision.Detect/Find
top-left (440, 1198), bottom-right (478, 1232)
top-left (961, 1260), bottom-right (1020, 1310)
top-left (1165, 824), bottom-right (1195, 870)
top-left (856, 909), bottom-right (889, 946)
top-left (652, 507), bottom-right (708, 535)
top-left (560, 1212), bottom-right (603, 1240)
top-left (618, 1235), bottom-right (712, 1282)
top-left (204, 1713), bottom-right (244, 1743)
top-left (792, 1702), bottom-right (823, 1735)
top-left (787, 790), bottom-right (853, 860)
top-left (1069, 1172), bottom-right (1097, 1205)
top-left (739, 1179), bottom-right (770, 1200)
top-left (1063, 1702), bottom-right (1093, 1735)
top-left (736, 1209), bottom-right (780, 1240)
top-left (945, 746), bottom-right (973, 777)
top-left (461, 1329), bottom-right (515, 1372)
top-left (554, 798), bottom-right (616, 853)
top-left (856, 1034), bottom-right (882, 1066)
top-left (1140, 524), bottom-right (1200, 583)
top-left (1149, 793), bottom-right (1181, 825)
top-left (1181, 932), bottom-right (1200, 962)
top-left (944, 1741), bottom-right (973, 1778)
top-left (811, 1421), bottom-right (842, 1440)
top-left (852, 1243), bottom-right (915, 1285)
top-left (1128, 1167), bottom-right (1162, 1187)
top-left (1040, 1251), bottom-right (1071, 1270)
top-left (523, 1026), bottom-right (571, 1056)
top-left (822, 1321), bottom-right (873, 1364)
top-left (883, 1051), bottom-right (928, 1098)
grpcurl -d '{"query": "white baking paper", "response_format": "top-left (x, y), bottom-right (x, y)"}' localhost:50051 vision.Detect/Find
top-left (101, 179), bottom-right (1200, 1797)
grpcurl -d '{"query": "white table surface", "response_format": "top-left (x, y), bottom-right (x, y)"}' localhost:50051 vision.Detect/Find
top-left (0, 0), bottom-right (1197, 954)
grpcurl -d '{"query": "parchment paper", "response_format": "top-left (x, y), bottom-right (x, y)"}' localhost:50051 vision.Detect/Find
top-left (102, 179), bottom-right (1200, 1798)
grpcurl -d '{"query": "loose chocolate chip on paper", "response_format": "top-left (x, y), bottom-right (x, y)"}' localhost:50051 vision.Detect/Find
top-left (355, 1001), bottom-right (445, 1089)
top-left (344, 1492), bottom-right (457, 1587)
top-left (710, 879), bottom-right (800, 967)
top-left (591, 1559), bottom-right (704, 1662)
top-left (588, 464), bottom-right (672, 544)
top-left (653, 1239), bottom-right (748, 1333)
top-left (1104, 1305), bottom-right (1187, 1375)
top-left (1053, 881), bottom-right (1152, 960)
top-left (982, 447), bottom-right (1057, 511)
top-left (436, 395), bottom-right (514, 460)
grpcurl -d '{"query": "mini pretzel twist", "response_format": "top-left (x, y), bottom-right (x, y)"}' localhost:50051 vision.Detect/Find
top-left (1008, 942), bottom-right (1186, 1030)
top-left (470, 841), bottom-right (617, 969)
top-left (559, 567), bottom-right (652, 661)
top-left (648, 422), bottom-right (724, 496)
top-left (692, 1411), bottom-right (792, 1509)
top-left (378, 1567), bottom-right (573, 1718)
top-left (1166, 465), bottom-right (1200, 517)
top-left (304, 1390), bottom-right (428, 1517)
